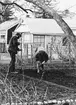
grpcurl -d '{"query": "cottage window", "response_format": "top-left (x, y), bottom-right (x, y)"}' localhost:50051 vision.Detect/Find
top-left (1, 35), bottom-right (5, 39)
top-left (33, 35), bottom-right (45, 47)
top-left (33, 35), bottom-right (45, 55)
top-left (0, 43), bottom-right (6, 53)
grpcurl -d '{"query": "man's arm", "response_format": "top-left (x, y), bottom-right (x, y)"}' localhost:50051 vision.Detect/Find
top-left (17, 48), bottom-right (22, 52)
top-left (16, 42), bottom-right (20, 45)
top-left (12, 36), bottom-right (17, 46)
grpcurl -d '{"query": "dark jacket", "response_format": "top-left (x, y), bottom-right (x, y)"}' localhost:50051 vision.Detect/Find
top-left (35, 50), bottom-right (48, 63)
top-left (8, 35), bottom-right (20, 54)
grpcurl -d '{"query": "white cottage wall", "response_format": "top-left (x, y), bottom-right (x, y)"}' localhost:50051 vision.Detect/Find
top-left (18, 32), bottom-right (33, 58)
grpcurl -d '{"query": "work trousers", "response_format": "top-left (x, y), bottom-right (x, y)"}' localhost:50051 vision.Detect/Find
top-left (9, 51), bottom-right (16, 72)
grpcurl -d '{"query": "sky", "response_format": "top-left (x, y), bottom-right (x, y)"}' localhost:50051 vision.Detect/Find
top-left (57, 0), bottom-right (76, 12)
top-left (14, 0), bottom-right (76, 12)
top-left (12, 0), bottom-right (76, 18)
top-left (2, 0), bottom-right (76, 13)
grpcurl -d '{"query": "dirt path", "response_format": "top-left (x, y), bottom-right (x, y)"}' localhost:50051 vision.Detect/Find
top-left (0, 64), bottom-right (76, 104)
top-left (20, 69), bottom-right (76, 90)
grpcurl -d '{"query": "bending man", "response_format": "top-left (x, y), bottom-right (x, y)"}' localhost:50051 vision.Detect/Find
top-left (35, 46), bottom-right (49, 73)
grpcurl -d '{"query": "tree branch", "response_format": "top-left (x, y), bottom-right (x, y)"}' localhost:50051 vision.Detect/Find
top-left (13, 2), bottom-right (28, 13)
top-left (25, 0), bottom-right (76, 49)
top-left (0, 1), bottom-right (44, 16)
top-left (0, 1), bottom-right (34, 13)
top-left (0, 12), bottom-right (4, 16)
top-left (0, 0), bottom-right (76, 49)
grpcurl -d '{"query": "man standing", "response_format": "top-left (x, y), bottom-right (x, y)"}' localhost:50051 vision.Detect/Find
top-left (8, 33), bottom-right (22, 73)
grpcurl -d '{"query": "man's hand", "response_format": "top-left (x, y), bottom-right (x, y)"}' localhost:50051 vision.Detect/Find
top-left (19, 49), bottom-right (22, 51)
top-left (17, 48), bottom-right (22, 52)
top-left (42, 61), bottom-right (45, 64)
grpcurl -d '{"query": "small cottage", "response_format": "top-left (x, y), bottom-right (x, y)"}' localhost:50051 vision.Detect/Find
top-left (15, 18), bottom-right (76, 60)
top-left (0, 18), bottom-right (76, 62)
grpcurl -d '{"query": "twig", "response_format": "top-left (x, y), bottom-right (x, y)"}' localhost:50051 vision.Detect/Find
top-left (44, 87), bottom-right (48, 100)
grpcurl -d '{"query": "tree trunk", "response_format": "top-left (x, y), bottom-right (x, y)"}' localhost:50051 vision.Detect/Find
top-left (0, 0), bottom-right (76, 47)
top-left (25, 0), bottom-right (76, 50)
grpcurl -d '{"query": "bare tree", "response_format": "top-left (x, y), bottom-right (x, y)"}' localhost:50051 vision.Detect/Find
top-left (0, 0), bottom-right (14, 22)
top-left (0, 0), bottom-right (76, 56)
top-left (58, 9), bottom-right (76, 18)
top-left (32, 0), bottom-right (57, 18)
top-left (24, 0), bottom-right (76, 60)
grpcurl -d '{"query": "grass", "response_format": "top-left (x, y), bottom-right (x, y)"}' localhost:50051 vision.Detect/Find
top-left (0, 63), bottom-right (76, 104)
